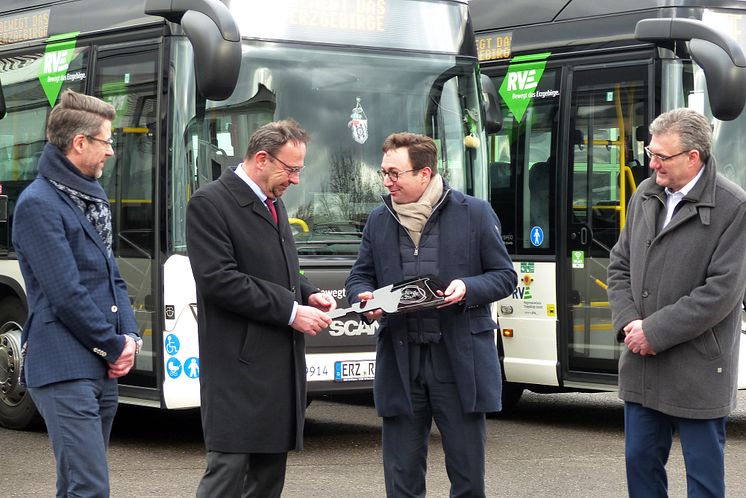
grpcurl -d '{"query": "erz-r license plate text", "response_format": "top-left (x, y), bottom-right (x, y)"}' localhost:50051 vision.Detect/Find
top-left (334, 360), bottom-right (375, 382)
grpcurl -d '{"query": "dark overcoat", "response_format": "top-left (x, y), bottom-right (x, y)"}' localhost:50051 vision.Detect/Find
top-left (186, 167), bottom-right (317, 453)
top-left (346, 188), bottom-right (517, 417)
top-left (608, 157), bottom-right (746, 419)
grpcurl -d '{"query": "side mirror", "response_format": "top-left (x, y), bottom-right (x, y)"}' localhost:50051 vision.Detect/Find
top-left (635, 18), bottom-right (746, 121)
top-left (0, 79), bottom-right (6, 120)
top-left (480, 73), bottom-right (502, 134)
top-left (145, 0), bottom-right (241, 101)
top-left (0, 195), bottom-right (8, 256)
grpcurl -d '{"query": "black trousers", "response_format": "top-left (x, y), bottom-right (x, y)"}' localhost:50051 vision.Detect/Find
top-left (196, 450), bottom-right (288, 498)
top-left (382, 342), bottom-right (487, 498)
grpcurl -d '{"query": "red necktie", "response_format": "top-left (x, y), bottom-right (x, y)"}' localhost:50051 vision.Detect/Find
top-left (265, 198), bottom-right (278, 224)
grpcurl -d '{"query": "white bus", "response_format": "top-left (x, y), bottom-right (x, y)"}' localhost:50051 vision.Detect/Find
top-left (0, 0), bottom-right (495, 429)
top-left (470, 0), bottom-right (746, 410)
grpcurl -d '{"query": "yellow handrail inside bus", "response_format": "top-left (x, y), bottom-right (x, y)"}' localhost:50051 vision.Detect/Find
top-left (289, 217), bottom-right (309, 233)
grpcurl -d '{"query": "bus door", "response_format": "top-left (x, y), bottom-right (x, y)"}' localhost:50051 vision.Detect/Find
top-left (563, 61), bottom-right (649, 382)
top-left (92, 42), bottom-right (160, 394)
top-left (485, 64), bottom-right (561, 389)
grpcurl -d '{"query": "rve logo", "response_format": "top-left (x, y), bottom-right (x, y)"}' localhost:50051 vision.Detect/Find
top-left (506, 69), bottom-right (538, 92)
top-left (498, 51), bottom-right (551, 123)
top-left (43, 49), bottom-right (70, 74)
top-left (39, 31), bottom-right (79, 107)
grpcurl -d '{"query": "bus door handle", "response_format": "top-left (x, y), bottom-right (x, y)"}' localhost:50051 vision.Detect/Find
top-left (580, 226), bottom-right (589, 245)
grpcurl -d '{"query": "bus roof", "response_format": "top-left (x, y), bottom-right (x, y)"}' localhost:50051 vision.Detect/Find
top-left (471, 0), bottom-right (746, 57)
top-left (0, 0), bottom-right (162, 46)
top-left (471, 0), bottom-right (746, 32)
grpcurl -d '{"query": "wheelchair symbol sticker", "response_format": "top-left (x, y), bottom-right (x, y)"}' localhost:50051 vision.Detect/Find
top-left (165, 334), bottom-right (180, 356)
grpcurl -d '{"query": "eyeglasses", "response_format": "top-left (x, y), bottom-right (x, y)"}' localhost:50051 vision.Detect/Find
top-left (265, 151), bottom-right (304, 175)
top-left (644, 146), bottom-right (689, 162)
top-left (86, 135), bottom-right (114, 147)
top-left (378, 169), bottom-right (417, 181)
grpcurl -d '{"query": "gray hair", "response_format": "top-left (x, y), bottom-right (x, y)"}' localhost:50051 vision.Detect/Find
top-left (649, 108), bottom-right (712, 162)
top-left (245, 119), bottom-right (310, 159)
top-left (46, 89), bottom-right (116, 153)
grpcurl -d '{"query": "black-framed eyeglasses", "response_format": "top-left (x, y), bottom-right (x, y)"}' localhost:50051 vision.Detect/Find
top-left (86, 135), bottom-right (114, 147)
top-left (265, 151), bottom-right (304, 175)
top-left (644, 146), bottom-right (689, 162)
top-left (378, 168), bottom-right (417, 181)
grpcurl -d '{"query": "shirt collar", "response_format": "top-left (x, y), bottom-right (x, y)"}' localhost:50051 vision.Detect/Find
top-left (665, 164), bottom-right (705, 198)
top-left (234, 162), bottom-right (268, 202)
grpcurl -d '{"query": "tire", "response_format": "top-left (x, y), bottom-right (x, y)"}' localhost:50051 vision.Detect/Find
top-left (0, 297), bottom-right (42, 430)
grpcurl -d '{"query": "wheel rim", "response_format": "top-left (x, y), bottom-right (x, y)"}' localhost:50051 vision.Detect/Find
top-left (0, 321), bottom-right (25, 407)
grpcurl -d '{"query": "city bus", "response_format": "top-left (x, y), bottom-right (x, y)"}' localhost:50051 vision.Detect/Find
top-left (0, 0), bottom-right (495, 429)
top-left (470, 0), bottom-right (746, 410)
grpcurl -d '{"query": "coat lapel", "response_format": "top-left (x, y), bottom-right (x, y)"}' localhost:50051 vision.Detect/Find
top-left (219, 167), bottom-right (279, 230)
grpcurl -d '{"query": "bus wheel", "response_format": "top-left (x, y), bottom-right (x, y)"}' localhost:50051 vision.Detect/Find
top-left (0, 297), bottom-right (41, 430)
top-left (488, 382), bottom-right (524, 418)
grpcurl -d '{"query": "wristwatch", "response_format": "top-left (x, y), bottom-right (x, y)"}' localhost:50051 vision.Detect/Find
top-left (128, 334), bottom-right (143, 354)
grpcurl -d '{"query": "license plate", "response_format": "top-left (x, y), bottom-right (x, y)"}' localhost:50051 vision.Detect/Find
top-left (334, 360), bottom-right (375, 382)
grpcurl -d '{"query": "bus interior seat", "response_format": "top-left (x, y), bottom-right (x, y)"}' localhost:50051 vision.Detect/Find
top-left (572, 129), bottom-right (584, 150)
top-left (489, 161), bottom-right (513, 220)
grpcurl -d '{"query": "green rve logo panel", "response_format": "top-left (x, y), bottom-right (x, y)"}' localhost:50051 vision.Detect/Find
top-left (499, 52), bottom-right (551, 123)
top-left (39, 31), bottom-right (79, 107)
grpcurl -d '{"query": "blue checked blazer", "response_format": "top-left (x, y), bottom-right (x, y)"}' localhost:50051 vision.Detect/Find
top-left (12, 175), bottom-right (138, 388)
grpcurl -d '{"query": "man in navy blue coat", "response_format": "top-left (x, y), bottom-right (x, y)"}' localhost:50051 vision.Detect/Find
top-left (13, 90), bottom-right (140, 498)
top-left (346, 132), bottom-right (516, 497)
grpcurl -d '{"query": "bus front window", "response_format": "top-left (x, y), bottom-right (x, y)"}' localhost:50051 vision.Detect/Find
top-left (173, 41), bottom-right (486, 256)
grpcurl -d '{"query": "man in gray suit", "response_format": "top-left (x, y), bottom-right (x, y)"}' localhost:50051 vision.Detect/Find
top-left (186, 119), bottom-right (335, 498)
top-left (608, 108), bottom-right (746, 497)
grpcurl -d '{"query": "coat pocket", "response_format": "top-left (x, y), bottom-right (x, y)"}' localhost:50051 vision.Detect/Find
top-left (238, 327), bottom-right (261, 365)
top-left (694, 329), bottom-right (721, 360)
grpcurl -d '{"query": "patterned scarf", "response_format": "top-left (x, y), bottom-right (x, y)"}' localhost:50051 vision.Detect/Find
top-left (37, 143), bottom-right (113, 257)
top-left (391, 174), bottom-right (444, 248)
top-left (49, 180), bottom-right (112, 256)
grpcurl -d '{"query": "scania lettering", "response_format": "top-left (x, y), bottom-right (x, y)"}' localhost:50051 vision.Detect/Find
top-left (0, 0), bottom-right (492, 429)
top-left (328, 319), bottom-right (378, 337)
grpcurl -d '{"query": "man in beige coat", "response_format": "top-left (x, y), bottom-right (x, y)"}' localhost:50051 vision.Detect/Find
top-left (608, 108), bottom-right (746, 497)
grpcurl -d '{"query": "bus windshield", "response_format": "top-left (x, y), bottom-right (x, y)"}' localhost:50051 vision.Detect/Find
top-left (173, 40), bottom-right (486, 256)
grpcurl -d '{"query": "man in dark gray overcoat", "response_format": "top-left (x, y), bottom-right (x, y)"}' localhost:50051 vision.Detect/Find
top-left (186, 120), bottom-right (335, 498)
top-left (608, 108), bottom-right (746, 497)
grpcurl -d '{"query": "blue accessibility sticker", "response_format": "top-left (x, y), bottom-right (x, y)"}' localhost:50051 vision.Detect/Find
top-left (530, 226), bottom-right (544, 247)
top-left (164, 334), bottom-right (180, 356)
top-left (184, 357), bottom-right (200, 379)
top-left (166, 357), bottom-right (182, 378)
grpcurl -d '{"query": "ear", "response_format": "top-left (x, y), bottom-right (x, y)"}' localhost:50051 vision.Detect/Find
top-left (69, 134), bottom-right (87, 155)
top-left (421, 166), bottom-right (433, 181)
top-left (253, 151), bottom-right (269, 171)
top-left (688, 149), bottom-right (701, 167)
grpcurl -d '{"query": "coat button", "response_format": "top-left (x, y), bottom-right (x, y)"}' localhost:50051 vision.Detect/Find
top-left (646, 240), bottom-right (652, 247)
top-left (641, 290), bottom-right (649, 298)
top-left (111, 305), bottom-right (118, 312)
top-left (291, 286), bottom-right (296, 293)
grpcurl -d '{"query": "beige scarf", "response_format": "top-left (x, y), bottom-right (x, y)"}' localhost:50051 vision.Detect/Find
top-left (391, 174), bottom-right (444, 248)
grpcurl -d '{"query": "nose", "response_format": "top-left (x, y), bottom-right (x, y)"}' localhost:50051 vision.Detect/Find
top-left (383, 174), bottom-right (393, 187)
